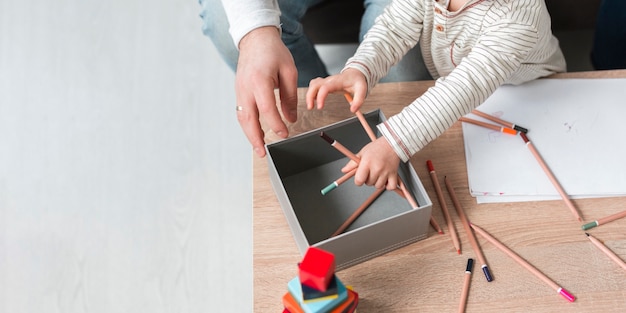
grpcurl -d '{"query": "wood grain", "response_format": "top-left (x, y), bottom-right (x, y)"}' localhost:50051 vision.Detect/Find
top-left (254, 70), bottom-right (626, 312)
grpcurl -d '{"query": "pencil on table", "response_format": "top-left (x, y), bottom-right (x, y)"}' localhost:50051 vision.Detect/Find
top-left (470, 223), bottom-right (576, 302)
top-left (585, 233), bottom-right (626, 271)
top-left (471, 109), bottom-right (528, 133)
top-left (320, 131), bottom-right (361, 163)
top-left (445, 176), bottom-right (493, 282)
top-left (331, 188), bottom-right (385, 237)
top-left (459, 116), bottom-right (518, 135)
top-left (427, 160), bottom-right (461, 254)
top-left (519, 132), bottom-right (583, 222)
top-left (430, 216), bottom-right (444, 235)
top-left (582, 209), bottom-right (626, 230)
top-left (458, 258), bottom-right (474, 313)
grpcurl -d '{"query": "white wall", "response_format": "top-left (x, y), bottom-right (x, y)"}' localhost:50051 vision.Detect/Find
top-left (0, 0), bottom-right (251, 312)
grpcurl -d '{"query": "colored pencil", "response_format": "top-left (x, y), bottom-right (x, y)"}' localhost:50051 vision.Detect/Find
top-left (331, 188), bottom-right (385, 237)
top-left (427, 160), bottom-right (461, 254)
top-left (520, 132), bottom-right (583, 222)
top-left (585, 233), bottom-right (626, 271)
top-left (459, 258), bottom-right (474, 313)
top-left (341, 98), bottom-right (443, 236)
top-left (321, 168), bottom-right (358, 195)
top-left (470, 223), bottom-right (575, 302)
top-left (459, 116), bottom-right (518, 135)
top-left (445, 176), bottom-right (493, 282)
top-left (582, 209), bottom-right (626, 230)
top-left (344, 93), bottom-right (377, 141)
top-left (471, 109), bottom-right (528, 133)
top-left (320, 131), bottom-right (360, 163)
top-left (319, 132), bottom-right (406, 199)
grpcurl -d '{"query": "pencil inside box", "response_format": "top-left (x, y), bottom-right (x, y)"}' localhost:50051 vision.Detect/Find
top-left (266, 109), bottom-right (426, 245)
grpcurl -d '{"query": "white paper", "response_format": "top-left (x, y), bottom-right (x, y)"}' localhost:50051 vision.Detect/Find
top-left (463, 78), bottom-right (626, 203)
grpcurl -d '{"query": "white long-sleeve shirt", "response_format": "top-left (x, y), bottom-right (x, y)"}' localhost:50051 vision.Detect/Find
top-left (344, 0), bottom-right (566, 162)
top-left (222, 0), bottom-right (281, 48)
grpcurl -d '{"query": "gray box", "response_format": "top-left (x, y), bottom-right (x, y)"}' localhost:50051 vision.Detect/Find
top-left (265, 109), bottom-right (432, 270)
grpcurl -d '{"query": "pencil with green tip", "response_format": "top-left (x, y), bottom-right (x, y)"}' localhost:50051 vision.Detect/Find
top-left (582, 209), bottom-right (626, 230)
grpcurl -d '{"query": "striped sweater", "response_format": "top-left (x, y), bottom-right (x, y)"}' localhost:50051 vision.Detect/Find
top-left (344, 0), bottom-right (566, 162)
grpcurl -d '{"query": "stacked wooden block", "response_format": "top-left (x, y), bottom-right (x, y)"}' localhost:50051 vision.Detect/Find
top-left (282, 247), bottom-right (359, 313)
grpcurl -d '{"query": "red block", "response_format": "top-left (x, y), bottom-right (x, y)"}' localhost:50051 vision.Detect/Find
top-left (298, 247), bottom-right (335, 291)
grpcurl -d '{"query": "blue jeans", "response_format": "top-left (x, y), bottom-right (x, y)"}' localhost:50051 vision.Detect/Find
top-left (198, 0), bottom-right (431, 87)
top-left (591, 0), bottom-right (626, 70)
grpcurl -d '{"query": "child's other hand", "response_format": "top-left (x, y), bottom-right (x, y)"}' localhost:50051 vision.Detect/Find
top-left (306, 69), bottom-right (367, 113)
top-left (342, 137), bottom-right (400, 190)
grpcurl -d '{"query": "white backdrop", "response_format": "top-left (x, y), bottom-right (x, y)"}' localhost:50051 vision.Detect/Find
top-left (0, 0), bottom-right (251, 312)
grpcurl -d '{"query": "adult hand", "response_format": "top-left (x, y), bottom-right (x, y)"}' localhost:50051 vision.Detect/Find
top-left (236, 26), bottom-right (298, 157)
top-left (341, 137), bottom-right (401, 190)
top-left (305, 68), bottom-right (367, 113)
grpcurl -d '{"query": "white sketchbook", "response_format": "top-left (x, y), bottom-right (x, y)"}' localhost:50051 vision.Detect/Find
top-left (462, 78), bottom-right (626, 203)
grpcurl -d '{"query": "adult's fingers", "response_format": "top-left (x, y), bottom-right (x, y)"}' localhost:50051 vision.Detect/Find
top-left (236, 95), bottom-right (266, 157)
top-left (278, 64), bottom-right (298, 123)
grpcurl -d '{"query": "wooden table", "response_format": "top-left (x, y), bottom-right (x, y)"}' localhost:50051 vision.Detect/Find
top-left (254, 70), bottom-right (626, 312)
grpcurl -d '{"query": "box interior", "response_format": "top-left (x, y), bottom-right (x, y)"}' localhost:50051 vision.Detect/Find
top-left (267, 110), bottom-right (422, 245)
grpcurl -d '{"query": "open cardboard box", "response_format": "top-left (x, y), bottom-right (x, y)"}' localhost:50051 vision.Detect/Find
top-left (266, 109), bottom-right (432, 270)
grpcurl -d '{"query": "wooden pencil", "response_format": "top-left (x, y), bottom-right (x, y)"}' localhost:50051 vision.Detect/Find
top-left (459, 116), bottom-right (518, 135)
top-left (585, 233), bottom-right (626, 271)
top-left (471, 109), bottom-right (528, 133)
top-left (344, 101), bottom-right (445, 234)
top-left (319, 132), bottom-right (406, 199)
top-left (344, 93), bottom-right (377, 141)
top-left (320, 131), bottom-right (360, 163)
top-left (331, 188), bottom-right (385, 237)
top-left (519, 132), bottom-right (583, 222)
top-left (458, 258), bottom-right (474, 313)
top-left (321, 168), bottom-right (358, 195)
top-left (582, 209), bottom-right (626, 230)
top-left (427, 160), bottom-right (461, 254)
top-left (444, 176), bottom-right (493, 282)
top-left (470, 223), bottom-right (575, 302)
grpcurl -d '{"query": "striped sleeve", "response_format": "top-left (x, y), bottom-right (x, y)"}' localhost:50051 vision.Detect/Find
top-left (347, 0), bottom-right (565, 162)
top-left (343, 0), bottom-right (425, 92)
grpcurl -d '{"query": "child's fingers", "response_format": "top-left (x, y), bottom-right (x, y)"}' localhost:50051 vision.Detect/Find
top-left (348, 82), bottom-right (368, 113)
top-left (305, 77), bottom-right (324, 110)
top-left (341, 160), bottom-right (358, 173)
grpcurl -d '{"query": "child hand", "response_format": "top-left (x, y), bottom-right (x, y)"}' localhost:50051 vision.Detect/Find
top-left (342, 137), bottom-right (401, 190)
top-left (306, 69), bottom-right (368, 113)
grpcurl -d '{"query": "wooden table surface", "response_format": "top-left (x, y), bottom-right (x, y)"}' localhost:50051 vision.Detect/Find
top-left (254, 70), bottom-right (626, 312)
